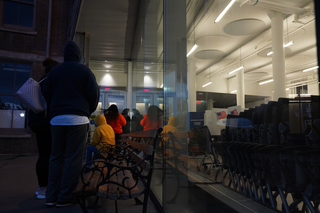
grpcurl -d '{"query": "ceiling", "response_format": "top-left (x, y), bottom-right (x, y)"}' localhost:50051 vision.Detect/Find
top-left (76, 0), bottom-right (317, 89)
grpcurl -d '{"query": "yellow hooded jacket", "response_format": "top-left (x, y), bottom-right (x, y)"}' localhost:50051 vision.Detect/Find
top-left (163, 116), bottom-right (179, 142)
top-left (91, 114), bottom-right (116, 151)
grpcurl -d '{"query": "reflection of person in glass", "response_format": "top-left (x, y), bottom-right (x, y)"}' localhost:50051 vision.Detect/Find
top-left (121, 108), bottom-right (131, 133)
top-left (28, 58), bottom-right (58, 199)
top-left (105, 104), bottom-right (126, 144)
top-left (162, 116), bottom-right (179, 142)
top-left (131, 108), bottom-right (143, 132)
top-left (140, 105), bottom-right (163, 131)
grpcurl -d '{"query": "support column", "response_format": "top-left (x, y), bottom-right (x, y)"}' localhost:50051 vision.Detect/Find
top-left (236, 68), bottom-right (245, 109)
top-left (84, 33), bottom-right (90, 67)
top-left (127, 61), bottom-right (133, 111)
top-left (268, 11), bottom-right (286, 101)
top-left (188, 59), bottom-right (197, 112)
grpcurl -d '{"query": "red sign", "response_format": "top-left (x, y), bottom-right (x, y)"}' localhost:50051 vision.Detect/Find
top-left (144, 89), bottom-right (149, 91)
top-left (197, 101), bottom-right (201, 104)
top-left (105, 88), bottom-right (110, 90)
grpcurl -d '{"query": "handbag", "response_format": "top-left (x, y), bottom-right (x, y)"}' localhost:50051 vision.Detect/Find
top-left (16, 77), bottom-right (47, 114)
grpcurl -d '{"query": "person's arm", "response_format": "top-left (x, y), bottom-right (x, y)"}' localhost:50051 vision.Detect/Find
top-left (140, 115), bottom-right (146, 126)
top-left (120, 114), bottom-right (127, 126)
top-left (85, 69), bottom-right (100, 115)
top-left (91, 128), bottom-right (101, 146)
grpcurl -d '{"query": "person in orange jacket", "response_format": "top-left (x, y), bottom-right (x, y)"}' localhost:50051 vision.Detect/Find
top-left (140, 105), bottom-right (163, 131)
top-left (85, 114), bottom-right (115, 169)
top-left (105, 104), bottom-right (126, 144)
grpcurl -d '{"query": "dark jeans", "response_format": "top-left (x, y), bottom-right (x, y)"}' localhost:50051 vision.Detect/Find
top-left (115, 133), bottom-right (122, 145)
top-left (46, 124), bottom-right (88, 203)
top-left (30, 124), bottom-right (52, 187)
top-left (85, 145), bottom-right (99, 167)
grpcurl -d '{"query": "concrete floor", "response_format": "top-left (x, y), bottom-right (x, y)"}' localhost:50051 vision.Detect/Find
top-left (0, 155), bottom-right (158, 213)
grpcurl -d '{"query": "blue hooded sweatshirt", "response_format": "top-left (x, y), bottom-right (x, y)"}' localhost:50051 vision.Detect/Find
top-left (43, 41), bottom-right (100, 119)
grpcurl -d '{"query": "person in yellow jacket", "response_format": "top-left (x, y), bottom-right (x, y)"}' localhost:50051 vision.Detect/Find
top-left (162, 116), bottom-right (179, 143)
top-left (85, 114), bottom-right (115, 169)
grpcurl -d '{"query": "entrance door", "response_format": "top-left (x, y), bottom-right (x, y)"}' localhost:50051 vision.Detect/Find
top-left (101, 91), bottom-right (127, 113)
top-left (133, 93), bottom-right (153, 115)
top-left (132, 92), bottom-right (165, 115)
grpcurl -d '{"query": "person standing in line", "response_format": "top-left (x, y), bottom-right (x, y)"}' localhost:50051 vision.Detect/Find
top-left (140, 105), bottom-right (163, 131)
top-left (105, 104), bottom-right (126, 144)
top-left (131, 108), bottom-right (143, 132)
top-left (121, 108), bottom-right (131, 133)
top-left (43, 41), bottom-right (99, 207)
top-left (28, 58), bottom-right (59, 199)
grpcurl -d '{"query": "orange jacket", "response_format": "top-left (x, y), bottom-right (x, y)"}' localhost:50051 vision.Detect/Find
top-left (140, 114), bottom-right (162, 131)
top-left (106, 114), bottom-right (126, 133)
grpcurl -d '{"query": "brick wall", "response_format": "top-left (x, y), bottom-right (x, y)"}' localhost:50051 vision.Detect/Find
top-left (0, 0), bottom-right (76, 155)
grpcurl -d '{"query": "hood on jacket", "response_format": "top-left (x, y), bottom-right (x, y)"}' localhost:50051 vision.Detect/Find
top-left (167, 116), bottom-right (178, 127)
top-left (94, 114), bottom-right (107, 127)
top-left (64, 41), bottom-right (81, 62)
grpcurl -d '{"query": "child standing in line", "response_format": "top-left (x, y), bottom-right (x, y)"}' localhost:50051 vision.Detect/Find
top-left (85, 114), bottom-right (115, 169)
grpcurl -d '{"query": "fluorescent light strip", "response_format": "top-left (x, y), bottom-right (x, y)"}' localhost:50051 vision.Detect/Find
top-left (160, 84), bottom-right (163, 88)
top-left (286, 88), bottom-right (289, 90)
top-left (231, 90), bottom-right (237, 93)
top-left (202, 82), bottom-right (212, 87)
top-left (284, 41), bottom-right (294, 47)
top-left (259, 79), bottom-right (273, 85)
top-left (228, 66), bottom-right (244, 75)
top-left (187, 44), bottom-right (198, 57)
top-left (214, 0), bottom-right (236, 23)
top-left (267, 41), bottom-right (294, 56)
top-left (303, 66), bottom-right (319, 72)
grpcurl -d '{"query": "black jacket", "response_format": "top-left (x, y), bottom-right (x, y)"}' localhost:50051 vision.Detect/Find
top-left (43, 41), bottom-right (100, 119)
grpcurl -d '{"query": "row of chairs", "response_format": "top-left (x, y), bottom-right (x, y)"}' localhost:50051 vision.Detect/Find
top-left (213, 96), bottom-right (320, 213)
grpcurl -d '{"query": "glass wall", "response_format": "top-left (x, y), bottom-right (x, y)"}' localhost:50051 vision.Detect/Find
top-left (149, 0), bottom-right (319, 212)
top-left (84, 0), bottom-right (320, 212)
top-left (160, 0), bottom-right (319, 212)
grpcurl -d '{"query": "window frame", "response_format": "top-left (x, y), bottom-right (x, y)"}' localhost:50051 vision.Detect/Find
top-left (0, 61), bottom-right (31, 131)
top-left (0, 0), bottom-right (36, 32)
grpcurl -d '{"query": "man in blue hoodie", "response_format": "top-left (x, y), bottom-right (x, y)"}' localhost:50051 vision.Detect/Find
top-left (43, 41), bottom-right (99, 207)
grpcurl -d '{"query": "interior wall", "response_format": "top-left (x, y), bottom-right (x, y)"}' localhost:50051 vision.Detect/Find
top-left (308, 82), bottom-right (320, 95)
top-left (94, 72), bottom-right (127, 87)
top-left (228, 77), bottom-right (273, 97)
top-left (196, 74), bottom-right (227, 92)
top-left (133, 73), bottom-right (159, 87)
top-left (93, 71), bottom-right (160, 88)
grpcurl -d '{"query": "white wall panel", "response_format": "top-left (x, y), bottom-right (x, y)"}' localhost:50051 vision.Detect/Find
top-left (93, 72), bottom-right (127, 87)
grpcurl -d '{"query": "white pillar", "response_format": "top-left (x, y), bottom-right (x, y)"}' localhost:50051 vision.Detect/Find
top-left (127, 61), bottom-right (133, 110)
top-left (236, 68), bottom-right (245, 109)
top-left (268, 11), bottom-right (286, 101)
top-left (188, 60), bottom-right (197, 112)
